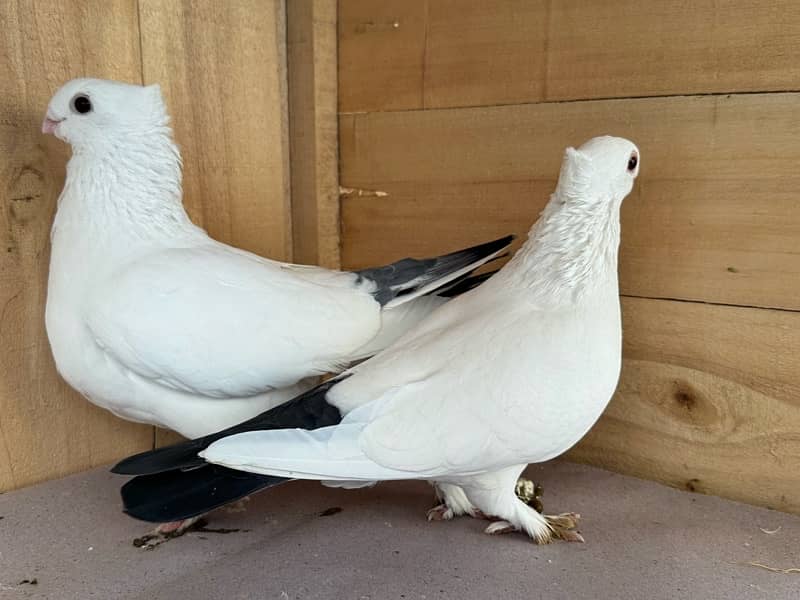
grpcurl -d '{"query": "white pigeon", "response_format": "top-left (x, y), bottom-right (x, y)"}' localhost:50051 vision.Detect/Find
top-left (118, 135), bottom-right (639, 543)
top-left (42, 79), bottom-right (511, 443)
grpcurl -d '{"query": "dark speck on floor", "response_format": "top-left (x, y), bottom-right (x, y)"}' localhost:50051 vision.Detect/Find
top-left (193, 520), bottom-right (248, 535)
top-left (319, 506), bottom-right (343, 517)
top-left (132, 518), bottom-right (249, 550)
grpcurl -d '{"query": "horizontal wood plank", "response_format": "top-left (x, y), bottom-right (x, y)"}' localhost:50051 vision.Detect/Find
top-left (547, 0), bottom-right (800, 103)
top-left (340, 93), bottom-right (800, 310)
top-left (339, 0), bottom-right (800, 111)
top-left (569, 296), bottom-right (800, 515)
top-left (338, 1), bottom-right (428, 112)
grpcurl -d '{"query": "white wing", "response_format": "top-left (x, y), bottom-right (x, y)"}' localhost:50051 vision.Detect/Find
top-left (86, 243), bottom-right (380, 398)
top-left (334, 293), bottom-right (546, 477)
top-left (202, 284), bottom-right (620, 481)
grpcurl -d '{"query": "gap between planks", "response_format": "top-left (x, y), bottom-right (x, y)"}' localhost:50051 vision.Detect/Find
top-left (338, 88), bottom-right (800, 116)
top-left (620, 293), bottom-right (800, 316)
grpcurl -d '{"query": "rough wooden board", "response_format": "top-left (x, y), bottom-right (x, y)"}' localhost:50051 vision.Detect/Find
top-left (338, 1), bottom-right (427, 112)
top-left (424, 0), bottom-right (547, 109)
top-left (340, 181), bottom-right (543, 269)
top-left (138, 0), bottom-right (292, 260)
top-left (289, 0), bottom-right (341, 268)
top-left (547, 0), bottom-right (800, 102)
top-left (0, 0), bottom-right (153, 492)
top-left (339, 93), bottom-right (800, 310)
top-left (570, 296), bottom-right (800, 515)
top-left (339, 0), bottom-right (548, 112)
top-left (339, 0), bottom-right (800, 112)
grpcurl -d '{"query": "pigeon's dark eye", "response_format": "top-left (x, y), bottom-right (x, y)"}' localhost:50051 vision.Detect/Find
top-left (627, 153), bottom-right (638, 172)
top-left (71, 94), bottom-right (92, 115)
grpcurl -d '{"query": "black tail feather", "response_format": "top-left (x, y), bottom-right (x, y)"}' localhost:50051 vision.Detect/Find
top-left (355, 235), bottom-right (514, 305)
top-left (111, 377), bottom-right (345, 476)
top-left (121, 465), bottom-right (285, 523)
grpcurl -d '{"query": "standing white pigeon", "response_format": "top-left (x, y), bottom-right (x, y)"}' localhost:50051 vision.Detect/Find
top-left (115, 135), bottom-right (639, 543)
top-left (42, 77), bottom-right (510, 441)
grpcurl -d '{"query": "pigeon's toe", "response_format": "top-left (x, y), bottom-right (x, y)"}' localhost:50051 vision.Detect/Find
top-left (427, 503), bottom-right (455, 521)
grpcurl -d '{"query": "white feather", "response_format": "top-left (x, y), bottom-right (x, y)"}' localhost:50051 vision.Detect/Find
top-left (201, 426), bottom-right (411, 481)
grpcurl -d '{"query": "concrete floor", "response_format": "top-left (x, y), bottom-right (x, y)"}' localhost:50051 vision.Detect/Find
top-left (0, 461), bottom-right (798, 600)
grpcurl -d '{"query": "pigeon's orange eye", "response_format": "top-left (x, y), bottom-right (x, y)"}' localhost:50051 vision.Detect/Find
top-left (71, 94), bottom-right (92, 115)
top-left (627, 153), bottom-right (638, 172)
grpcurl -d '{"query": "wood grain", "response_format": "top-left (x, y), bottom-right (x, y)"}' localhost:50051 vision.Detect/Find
top-left (569, 296), bottom-right (800, 515)
top-left (339, 1), bottom-right (428, 112)
top-left (154, 427), bottom-right (185, 449)
top-left (339, 0), bottom-right (800, 112)
top-left (0, 0), bottom-right (153, 492)
top-left (340, 93), bottom-right (800, 310)
top-left (288, 0), bottom-right (341, 268)
top-left (138, 0), bottom-right (292, 260)
top-left (547, 0), bottom-right (800, 103)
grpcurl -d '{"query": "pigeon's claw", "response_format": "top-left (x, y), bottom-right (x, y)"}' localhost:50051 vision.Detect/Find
top-left (484, 520), bottom-right (518, 536)
top-left (427, 504), bottom-right (454, 521)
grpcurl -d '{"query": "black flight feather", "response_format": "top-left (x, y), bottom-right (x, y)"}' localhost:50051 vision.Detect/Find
top-left (355, 235), bottom-right (513, 305)
top-left (111, 377), bottom-right (345, 476)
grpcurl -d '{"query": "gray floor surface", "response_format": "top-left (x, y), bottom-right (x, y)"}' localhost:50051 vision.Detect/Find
top-left (0, 461), bottom-right (798, 600)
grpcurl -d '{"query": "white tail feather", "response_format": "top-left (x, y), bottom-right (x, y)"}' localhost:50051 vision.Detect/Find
top-left (200, 426), bottom-right (414, 482)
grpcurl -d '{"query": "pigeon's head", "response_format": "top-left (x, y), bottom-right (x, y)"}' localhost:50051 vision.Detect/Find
top-left (556, 136), bottom-right (640, 204)
top-left (42, 78), bottom-right (168, 149)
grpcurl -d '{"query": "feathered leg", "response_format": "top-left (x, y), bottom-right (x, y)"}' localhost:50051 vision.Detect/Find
top-left (458, 465), bottom-right (583, 544)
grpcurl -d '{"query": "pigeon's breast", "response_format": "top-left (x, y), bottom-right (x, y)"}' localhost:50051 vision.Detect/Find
top-left (509, 296), bottom-right (623, 463)
top-left (45, 224), bottom-right (158, 421)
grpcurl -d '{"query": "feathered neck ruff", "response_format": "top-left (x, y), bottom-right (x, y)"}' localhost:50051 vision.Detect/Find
top-left (507, 153), bottom-right (622, 306)
top-left (54, 120), bottom-right (197, 242)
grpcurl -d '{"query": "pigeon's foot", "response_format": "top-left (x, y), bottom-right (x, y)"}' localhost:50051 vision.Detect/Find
top-left (544, 512), bottom-right (584, 543)
top-left (427, 503), bottom-right (488, 521)
top-left (155, 516), bottom-right (202, 535)
top-left (485, 511), bottom-right (583, 544)
top-left (132, 516), bottom-right (203, 550)
top-left (484, 520), bottom-right (517, 535)
top-left (479, 500), bottom-right (554, 544)
top-left (427, 504), bottom-right (454, 521)
top-left (461, 465), bottom-right (564, 544)
top-left (430, 482), bottom-right (484, 521)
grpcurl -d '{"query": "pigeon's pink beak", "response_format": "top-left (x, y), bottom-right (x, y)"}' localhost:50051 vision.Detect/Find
top-left (41, 117), bottom-right (62, 135)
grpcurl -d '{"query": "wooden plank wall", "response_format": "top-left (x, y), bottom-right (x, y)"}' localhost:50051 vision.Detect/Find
top-left (0, 0), bottom-right (292, 491)
top-left (338, 0), bottom-right (800, 514)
